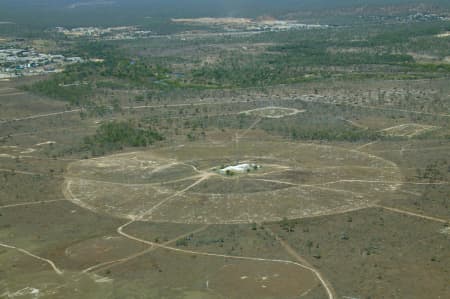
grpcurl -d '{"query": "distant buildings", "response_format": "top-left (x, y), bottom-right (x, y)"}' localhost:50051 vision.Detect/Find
top-left (0, 47), bottom-right (83, 78)
top-left (55, 26), bottom-right (153, 40)
top-left (171, 17), bottom-right (329, 32)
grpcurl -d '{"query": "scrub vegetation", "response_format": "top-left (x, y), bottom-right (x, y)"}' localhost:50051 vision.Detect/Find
top-left (0, 1), bottom-right (449, 299)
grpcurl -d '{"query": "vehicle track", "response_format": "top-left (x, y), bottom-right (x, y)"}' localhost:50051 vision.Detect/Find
top-left (2, 91), bottom-right (449, 127)
top-left (138, 173), bottom-right (213, 219)
top-left (0, 199), bottom-right (66, 209)
top-left (374, 204), bottom-right (449, 224)
top-left (263, 226), bottom-right (336, 299)
top-left (0, 92), bottom-right (26, 97)
top-left (251, 178), bottom-right (365, 196)
top-left (82, 225), bottom-right (209, 273)
top-left (117, 220), bottom-right (335, 299)
top-left (0, 242), bottom-right (63, 275)
top-left (0, 109), bottom-right (81, 124)
top-left (308, 179), bottom-right (449, 186)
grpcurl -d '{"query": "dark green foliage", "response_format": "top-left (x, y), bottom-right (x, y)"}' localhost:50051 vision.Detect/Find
top-left (175, 238), bottom-right (188, 247)
top-left (68, 42), bottom-right (170, 83)
top-left (280, 218), bottom-right (296, 232)
top-left (225, 169), bottom-right (235, 176)
top-left (192, 21), bottom-right (449, 88)
top-left (192, 44), bottom-right (415, 88)
top-left (24, 43), bottom-right (171, 105)
top-left (416, 160), bottom-right (449, 182)
top-left (270, 43), bottom-right (414, 66)
top-left (83, 121), bottom-right (163, 155)
top-left (22, 73), bottom-right (93, 106)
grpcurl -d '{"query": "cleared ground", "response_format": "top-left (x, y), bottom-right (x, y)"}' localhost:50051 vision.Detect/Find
top-left (64, 141), bottom-right (402, 224)
top-left (380, 123), bottom-right (438, 138)
top-left (241, 107), bottom-right (305, 119)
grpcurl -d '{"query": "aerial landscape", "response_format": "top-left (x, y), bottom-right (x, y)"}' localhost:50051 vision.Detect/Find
top-left (0, 1), bottom-right (449, 298)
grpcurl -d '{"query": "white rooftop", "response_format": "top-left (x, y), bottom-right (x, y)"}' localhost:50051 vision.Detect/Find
top-left (219, 163), bottom-right (260, 174)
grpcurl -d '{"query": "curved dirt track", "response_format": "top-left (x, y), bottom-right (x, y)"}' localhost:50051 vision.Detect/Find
top-left (0, 242), bottom-right (63, 275)
top-left (117, 220), bottom-right (335, 299)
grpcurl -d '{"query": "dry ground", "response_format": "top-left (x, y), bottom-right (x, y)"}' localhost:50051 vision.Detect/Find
top-left (0, 78), bottom-right (449, 299)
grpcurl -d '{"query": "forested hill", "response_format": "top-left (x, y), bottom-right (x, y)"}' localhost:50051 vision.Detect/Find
top-left (0, 0), bottom-right (449, 27)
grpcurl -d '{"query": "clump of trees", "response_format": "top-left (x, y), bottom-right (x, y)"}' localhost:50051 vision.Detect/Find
top-left (25, 58), bottom-right (168, 104)
top-left (23, 42), bottom-right (171, 106)
top-left (416, 160), bottom-right (449, 182)
top-left (83, 121), bottom-right (163, 156)
top-left (22, 73), bottom-right (93, 106)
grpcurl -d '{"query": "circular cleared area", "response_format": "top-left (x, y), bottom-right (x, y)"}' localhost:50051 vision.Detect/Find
top-left (63, 142), bottom-right (402, 224)
top-left (240, 106), bottom-right (305, 118)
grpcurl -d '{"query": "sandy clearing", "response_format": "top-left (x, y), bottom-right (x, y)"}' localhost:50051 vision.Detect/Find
top-left (20, 148), bottom-right (36, 154)
top-left (436, 32), bottom-right (450, 38)
top-left (380, 123), bottom-right (438, 138)
top-left (35, 141), bottom-right (56, 146)
top-left (172, 17), bottom-right (252, 25)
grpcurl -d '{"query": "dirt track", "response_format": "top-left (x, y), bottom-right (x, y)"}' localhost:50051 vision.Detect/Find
top-left (117, 220), bottom-right (335, 299)
top-left (0, 242), bottom-right (63, 275)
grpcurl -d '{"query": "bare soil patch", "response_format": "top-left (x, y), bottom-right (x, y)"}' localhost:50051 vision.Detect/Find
top-left (380, 123), bottom-right (438, 137)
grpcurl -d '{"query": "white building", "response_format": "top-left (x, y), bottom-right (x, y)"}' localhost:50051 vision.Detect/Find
top-left (219, 163), bottom-right (260, 174)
